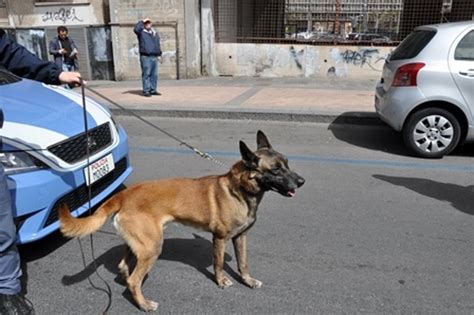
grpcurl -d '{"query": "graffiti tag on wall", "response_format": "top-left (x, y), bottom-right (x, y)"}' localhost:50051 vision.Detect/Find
top-left (156, 0), bottom-right (179, 17)
top-left (328, 47), bottom-right (390, 77)
top-left (125, 0), bottom-right (179, 20)
top-left (340, 48), bottom-right (384, 67)
top-left (289, 46), bottom-right (304, 69)
top-left (42, 8), bottom-right (83, 24)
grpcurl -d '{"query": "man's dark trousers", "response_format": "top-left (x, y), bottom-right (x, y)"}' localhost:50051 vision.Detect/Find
top-left (0, 164), bottom-right (21, 295)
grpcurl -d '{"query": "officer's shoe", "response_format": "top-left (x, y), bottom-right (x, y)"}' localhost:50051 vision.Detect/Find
top-left (0, 293), bottom-right (35, 315)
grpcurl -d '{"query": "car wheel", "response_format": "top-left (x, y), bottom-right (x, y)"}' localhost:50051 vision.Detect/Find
top-left (403, 108), bottom-right (461, 158)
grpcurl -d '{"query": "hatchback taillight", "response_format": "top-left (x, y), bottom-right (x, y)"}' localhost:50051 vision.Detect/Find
top-left (392, 63), bottom-right (425, 87)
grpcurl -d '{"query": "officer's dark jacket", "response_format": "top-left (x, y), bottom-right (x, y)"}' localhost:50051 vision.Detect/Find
top-left (0, 28), bottom-right (61, 85)
top-left (0, 28), bottom-right (62, 129)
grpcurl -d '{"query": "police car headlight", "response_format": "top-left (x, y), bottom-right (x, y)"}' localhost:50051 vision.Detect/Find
top-left (0, 151), bottom-right (47, 175)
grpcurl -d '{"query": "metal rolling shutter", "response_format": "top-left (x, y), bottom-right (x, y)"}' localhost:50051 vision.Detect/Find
top-left (45, 27), bottom-right (91, 80)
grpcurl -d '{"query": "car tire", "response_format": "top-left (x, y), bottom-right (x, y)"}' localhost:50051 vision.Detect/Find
top-left (403, 108), bottom-right (461, 158)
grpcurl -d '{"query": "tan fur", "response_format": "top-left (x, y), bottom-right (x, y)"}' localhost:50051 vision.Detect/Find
top-left (59, 162), bottom-right (264, 311)
top-left (58, 131), bottom-right (304, 312)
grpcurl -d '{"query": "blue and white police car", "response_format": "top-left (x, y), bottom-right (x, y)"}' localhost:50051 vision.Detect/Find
top-left (0, 69), bottom-right (132, 244)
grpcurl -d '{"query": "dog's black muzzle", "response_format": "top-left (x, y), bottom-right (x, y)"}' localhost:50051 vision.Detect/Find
top-left (260, 170), bottom-right (305, 197)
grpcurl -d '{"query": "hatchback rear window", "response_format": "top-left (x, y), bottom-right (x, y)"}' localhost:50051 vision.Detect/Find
top-left (390, 30), bottom-right (436, 61)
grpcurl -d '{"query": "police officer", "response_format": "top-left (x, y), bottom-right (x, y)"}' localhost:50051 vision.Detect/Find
top-left (0, 28), bottom-right (82, 314)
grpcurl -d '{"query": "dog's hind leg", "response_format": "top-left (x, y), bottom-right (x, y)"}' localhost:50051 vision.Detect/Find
top-left (127, 230), bottom-right (164, 312)
top-left (118, 245), bottom-right (133, 280)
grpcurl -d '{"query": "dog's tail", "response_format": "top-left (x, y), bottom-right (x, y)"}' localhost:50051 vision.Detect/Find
top-left (58, 194), bottom-right (123, 238)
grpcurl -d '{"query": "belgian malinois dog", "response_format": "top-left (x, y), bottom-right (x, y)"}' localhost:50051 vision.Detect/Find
top-left (58, 130), bottom-right (305, 312)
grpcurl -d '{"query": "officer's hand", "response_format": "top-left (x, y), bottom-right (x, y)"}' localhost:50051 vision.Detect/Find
top-left (158, 56), bottom-right (163, 64)
top-left (59, 71), bottom-right (84, 87)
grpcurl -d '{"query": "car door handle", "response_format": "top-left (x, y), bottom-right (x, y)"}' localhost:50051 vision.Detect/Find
top-left (459, 69), bottom-right (474, 77)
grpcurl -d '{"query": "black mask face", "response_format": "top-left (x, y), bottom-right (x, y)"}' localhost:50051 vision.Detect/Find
top-left (240, 131), bottom-right (305, 198)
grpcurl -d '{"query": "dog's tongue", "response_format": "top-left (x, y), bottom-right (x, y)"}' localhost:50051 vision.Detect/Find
top-left (287, 189), bottom-right (296, 197)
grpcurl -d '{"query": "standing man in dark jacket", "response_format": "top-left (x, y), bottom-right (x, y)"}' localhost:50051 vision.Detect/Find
top-left (49, 26), bottom-right (79, 72)
top-left (134, 18), bottom-right (163, 97)
top-left (0, 28), bottom-right (82, 315)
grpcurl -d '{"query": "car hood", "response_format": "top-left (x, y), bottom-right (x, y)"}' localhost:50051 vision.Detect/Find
top-left (0, 79), bottom-right (111, 151)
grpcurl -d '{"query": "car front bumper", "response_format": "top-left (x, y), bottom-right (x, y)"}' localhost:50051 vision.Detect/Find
top-left (9, 126), bottom-right (132, 244)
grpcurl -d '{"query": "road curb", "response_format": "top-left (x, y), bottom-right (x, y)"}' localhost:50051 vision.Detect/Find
top-left (110, 108), bottom-right (384, 125)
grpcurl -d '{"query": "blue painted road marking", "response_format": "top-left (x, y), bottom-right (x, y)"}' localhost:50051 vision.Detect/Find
top-left (131, 146), bottom-right (474, 173)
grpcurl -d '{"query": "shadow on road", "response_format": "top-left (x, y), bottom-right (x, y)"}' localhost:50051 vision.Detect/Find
top-left (19, 231), bottom-right (71, 262)
top-left (330, 112), bottom-right (474, 158)
top-left (450, 143), bottom-right (474, 158)
top-left (328, 113), bottom-right (410, 156)
top-left (60, 233), bottom-right (234, 287)
top-left (18, 231), bottom-right (71, 295)
top-left (373, 174), bottom-right (474, 215)
top-left (122, 90), bottom-right (144, 96)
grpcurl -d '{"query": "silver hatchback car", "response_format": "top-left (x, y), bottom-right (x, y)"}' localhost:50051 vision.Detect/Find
top-left (375, 21), bottom-right (474, 158)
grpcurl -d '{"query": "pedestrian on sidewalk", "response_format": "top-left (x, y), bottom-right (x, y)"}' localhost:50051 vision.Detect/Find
top-left (0, 28), bottom-right (82, 315)
top-left (134, 18), bottom-right (163, 97)
top-left (49, 26), bottom-right (79, 73)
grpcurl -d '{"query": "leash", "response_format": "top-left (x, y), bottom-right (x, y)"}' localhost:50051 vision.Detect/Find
top-left (75, 80), bottom-right (228, 313)
top-left (78, 79), bottom-right (113, 315)
top-left (84, 85), bottom-right (228, 168)
top-left (1, 85), bottom-right (227, 168)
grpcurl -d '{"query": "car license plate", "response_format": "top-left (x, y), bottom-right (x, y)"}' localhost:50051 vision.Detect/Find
top-left (84, 154), bottom-right (115, 186)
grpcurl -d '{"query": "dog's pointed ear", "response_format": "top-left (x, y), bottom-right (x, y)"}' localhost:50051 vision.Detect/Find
top-left (257, 130), bottom-right (272, 150)
top-left (240, 140), bottom-right (259, 169)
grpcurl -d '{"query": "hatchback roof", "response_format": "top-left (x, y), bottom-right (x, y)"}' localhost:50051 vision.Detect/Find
top-left (416, 20), bottom-right (474, 32)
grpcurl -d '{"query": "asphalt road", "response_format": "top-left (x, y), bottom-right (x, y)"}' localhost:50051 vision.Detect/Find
top-left (20, 117), bottom-right (473, 314)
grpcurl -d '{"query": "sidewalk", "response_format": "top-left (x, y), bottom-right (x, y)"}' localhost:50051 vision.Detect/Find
top-left (87, 76), bottom-right (381, 124)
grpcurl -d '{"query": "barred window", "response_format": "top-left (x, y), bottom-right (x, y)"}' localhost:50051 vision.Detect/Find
top-left (35, 0), bottom-right (89, 4)
top-left (36, 0), bottom-right (75, 2)
top-left (214, 0), bottom-right (474, 46)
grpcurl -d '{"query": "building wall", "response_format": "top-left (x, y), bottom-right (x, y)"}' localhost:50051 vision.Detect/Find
top-left (108, 0), bottom-right (190, 81)
top-left (4, 1), bottom-right (110, 80)
top-left (7, 0), bottom-right (106, 27)
top-left (285, 0), bottom-right (403, 36)
top-left (215, 43), bottom-right (392, 80)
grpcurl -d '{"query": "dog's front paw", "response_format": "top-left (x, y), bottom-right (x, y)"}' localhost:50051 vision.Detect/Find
top-left (217, 276), bottom-right (233, 289)
top-left (243, 276), bottom-right (263, 289)
top-left (139, 299), bottom-right (159, 312)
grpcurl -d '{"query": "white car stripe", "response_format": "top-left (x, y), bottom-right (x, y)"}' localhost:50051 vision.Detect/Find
top-left (0, 121), bottom-right (67, 148)
top-left (43, 85), bottom-right (110, 125)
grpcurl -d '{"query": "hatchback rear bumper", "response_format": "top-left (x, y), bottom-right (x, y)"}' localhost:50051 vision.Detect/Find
top-left (375, 83), bottom-right (426, 131)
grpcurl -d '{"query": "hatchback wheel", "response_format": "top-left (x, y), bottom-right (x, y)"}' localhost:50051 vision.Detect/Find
top-left (403, 108), bottom-right (461, 158)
